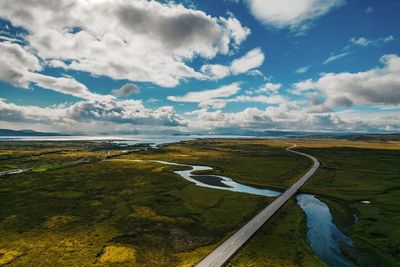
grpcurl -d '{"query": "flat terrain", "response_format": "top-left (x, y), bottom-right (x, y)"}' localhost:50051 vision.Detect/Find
top-left (196, 146), bottom-right (320, 267)
top-left (0, 140), bottom-right (309, 266)
top-left (231, 139), bottom-right (400, 267)
top-left (0, 139), bottom-right (399, 266)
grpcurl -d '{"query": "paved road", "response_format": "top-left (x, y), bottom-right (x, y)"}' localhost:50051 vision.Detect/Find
top-left (195, 145), bottom-right (320, 267)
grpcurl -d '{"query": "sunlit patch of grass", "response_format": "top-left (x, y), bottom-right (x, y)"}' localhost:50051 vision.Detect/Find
top-left (32, 167), bottom-right (48, 172)
top-left (0, 248), bottom-right (23, 265)
top-left (42, 215), bottom-right (78, 229)
top-left (98, 245), bottom-right (136, 264)
top-left (131, 206), bottom-right (175, 222)
top-left (3, 139), bottom-right (397, 265)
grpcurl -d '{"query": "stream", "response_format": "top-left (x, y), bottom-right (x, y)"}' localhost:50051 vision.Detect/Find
top-left (147, 160), bottom-right (355, 267)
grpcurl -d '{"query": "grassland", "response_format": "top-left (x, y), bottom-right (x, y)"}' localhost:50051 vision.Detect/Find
top-left (298, 145), bottom-right (400, 266)
top-left (0, 138), bottom-right (399, 266)
top-left (229, 138), bottom-right (400, 267)
top-left (0, 141), bottom-right (278, 266)
top-left (229, 200), bottom-right (325, 267)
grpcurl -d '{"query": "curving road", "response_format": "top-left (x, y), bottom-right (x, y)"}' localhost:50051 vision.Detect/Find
top-left (195, 144), bottom-right (320, 267)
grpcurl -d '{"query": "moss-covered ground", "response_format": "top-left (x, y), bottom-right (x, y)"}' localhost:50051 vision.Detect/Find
top-left (0, 138), bottom-right (399, 266)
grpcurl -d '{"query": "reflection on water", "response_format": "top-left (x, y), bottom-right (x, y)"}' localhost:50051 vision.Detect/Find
top-left (151, 160), bottom-right (280, 197)
top-left (155, 160), bottom-right (354, 267)
top-left (3, 134), bottom-right (354, 266)
top-left (296, 194), bottom-right (355, 267)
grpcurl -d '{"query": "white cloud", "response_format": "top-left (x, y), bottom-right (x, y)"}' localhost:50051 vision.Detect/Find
top-left (200, 64), bottom-right (231, 80)
top-left (295, 66), bottom-right (310, 74)
top-left (0, 0), bottom-right (250, 87)
top-left (199, 94), bottom-right (285, 109)
top-left (349, 35), bottom-right (395, 47)
top-left (0, 98), bottom-right (186, 129)
top-left (323, 51), bottom-right (350, 65)
top-left (256, 82), bottom-right (282, 93)
top-left (290, 79), bottom-right (315, 95)
top-left (231, 48), bottom-right (265, 74)
top-left (169, 80), bottom-right (287, 109)
top-left (350, 37), bottom-right (370, 47)
top-left (220, 13), bottom-right (251, 47)
top-left (246, 0), bottom-right (344, 31)
top-left (295, 54), bottom-right (400, 107)
top-left (168, 83), bottom-right (241, 103)
top-left (247, 69), bottom-right (266, 78)
top-left (168, 81), bottom-right (285, 109)
top-left (0, 42), bottom-right (110, 100)
top-left (201, 48), bottom-right (265, 79)
top-left (186, 101), bottom-right (400, 132)
top-left (186, 104), bottom-right (343, 131)
top-left (112, 83), bottom-right (140, 97)
top-left (323, 35), bottom-right (395, 66)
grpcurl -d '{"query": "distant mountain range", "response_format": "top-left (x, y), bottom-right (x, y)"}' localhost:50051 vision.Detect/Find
top-left (0, 128), bottom-right (398, 142)
top-left (0, 129), bottom-right (66, 136)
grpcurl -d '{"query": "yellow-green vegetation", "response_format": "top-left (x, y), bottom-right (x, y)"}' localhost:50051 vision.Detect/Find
top-left (298, 144), bottom-right (400, 266)
top-left (98, 245), bottom-right (136, 264)
top-left (230, 138), bottom-right (400, 267)
top-left (1, 138), bottom-right (399, 266)
top-left (0, 141), bottom-right (123, 172)
top-left (0, 141), bottom-right (277, 266)
top-left (118, 139), bottom-right (311, 190)
top-left (0, 248), bottom-right (23, 265)
top-left (230, 200), bottom-right (325, 267)
top-left (42, 215), bottom-right (79, 229)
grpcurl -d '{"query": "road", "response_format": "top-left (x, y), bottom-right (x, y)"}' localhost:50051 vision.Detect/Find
top-left (195, 144), bottom-right (320, 267)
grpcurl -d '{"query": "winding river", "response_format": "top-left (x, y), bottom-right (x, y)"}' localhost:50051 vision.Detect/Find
top-left (1, 134), bottom-right (354, 266)
top-left (134, 159), bottom-right (355, 267)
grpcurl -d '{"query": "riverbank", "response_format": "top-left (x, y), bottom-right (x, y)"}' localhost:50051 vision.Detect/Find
top-left (0, 138), bottom-right (398, 266)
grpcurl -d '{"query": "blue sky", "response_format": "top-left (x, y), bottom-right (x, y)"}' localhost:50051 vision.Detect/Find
top-left (0, 0), bottom-right (399, 133)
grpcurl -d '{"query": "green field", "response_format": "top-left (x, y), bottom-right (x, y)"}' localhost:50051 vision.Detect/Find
top-left (0, 141), bottom-right (273, 266)
top-left (0, 139), bottom-right (399, 266)
top-left (229, 139), bottom-right (400, 267)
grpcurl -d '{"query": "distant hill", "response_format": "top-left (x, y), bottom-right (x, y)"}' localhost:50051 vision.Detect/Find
top-left (0, 129), bottom-right (66, 136)
top-left (211, 128), bottom-right (316, 137)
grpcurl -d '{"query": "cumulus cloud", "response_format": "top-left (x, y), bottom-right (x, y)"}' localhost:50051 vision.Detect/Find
top-left (290, 79), bottom-right (315, 95)
top-left (294, 54), bottom-right (400, 107)
top-left (186, 104), bottom-right (345, 131)
top-left (231, 48), bottom-right (265, 74)
top-left (0, 0), bottom-right (250, 87)
top-left (200, 64), bottom-right (231, 80)
top-left (0, 42), bottom-right (110, 100)
top-left (112, 83), bottom-right (140, 97)
top-left (220, 13), bottom-right (251, 46)
top-left (256, 82), bottom-right (282, 93)
top-left (246, 0), bottom-right (344, 31)
top-left (168, 82), bottom-right (285, 109)
top-left (0, 98), bottom-right (186, 128)
top-left (201, 48), bottom-right (265, 79)
top-left (186, 100), bottom-right (400, 132)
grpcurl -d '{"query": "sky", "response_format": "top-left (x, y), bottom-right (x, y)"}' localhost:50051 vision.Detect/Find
top-left (0, 0), bottom-right (399, 134)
